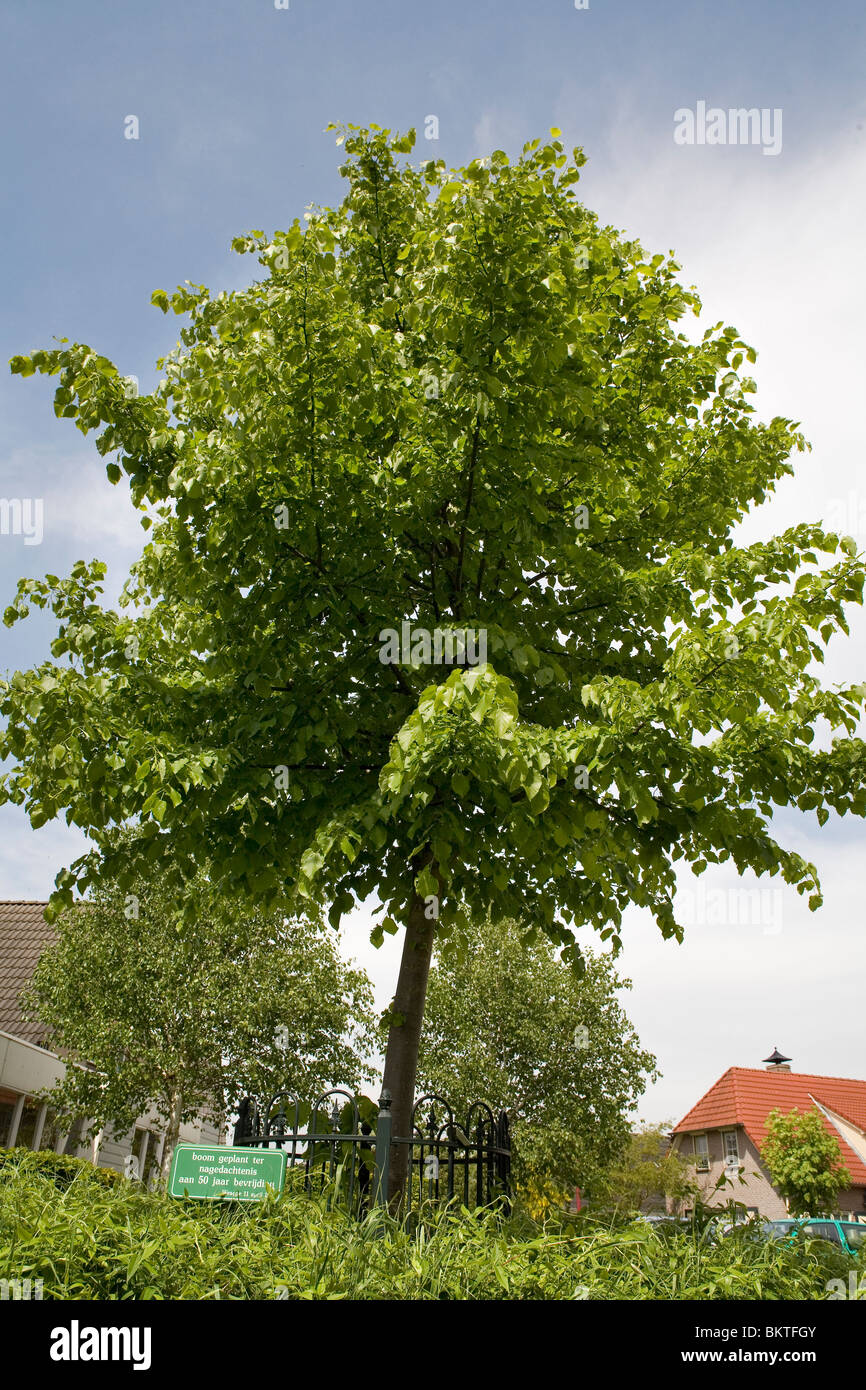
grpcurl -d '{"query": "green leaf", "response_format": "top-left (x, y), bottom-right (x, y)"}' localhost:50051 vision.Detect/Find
top-left (415, 866), bottom-right (438, 898)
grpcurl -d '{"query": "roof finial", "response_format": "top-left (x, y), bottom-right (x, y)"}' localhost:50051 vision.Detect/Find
top-left (763, 1046), bottom-right (792, 1070)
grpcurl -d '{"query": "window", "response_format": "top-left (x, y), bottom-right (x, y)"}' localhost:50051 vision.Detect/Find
top-left (693, 1134), bottom-right (709, 1171)
top-left (840, 1223), bottom-right (866, 1252)
top-left (14, 1098), bottom-right (42, 1150)
top-left (722, 1131), bottom-right (740, 1168)
top-left (804, 1222), bottom-right (840, 1246)
top-left (763, 1220), bottom-right (797, 1238)
top-left (0, 1089), bottom-right (19, 1148)
top-left (39, 1109), bottom-right (64, 1153)
top-left (127, 1126), bottom-right (147, 1179)
top-left (131, 1127), bottom-right (162, 1185)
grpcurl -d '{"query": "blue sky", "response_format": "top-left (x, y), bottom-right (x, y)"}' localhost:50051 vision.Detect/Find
top-left (2, 0), bottom-right (865, 1122)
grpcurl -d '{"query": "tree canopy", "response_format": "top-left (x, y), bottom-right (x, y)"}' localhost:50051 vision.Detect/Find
top-left (23, 863), bottom-right (375, 1177)
top-left (596, 1121), bottom-right (697, 1217)
top-left (4, 124), bottom-right (866, 1177)
top-left (761, 1107), bottom-right (851, 1217)
top-left (415, 914), bottom-right (657, 1207)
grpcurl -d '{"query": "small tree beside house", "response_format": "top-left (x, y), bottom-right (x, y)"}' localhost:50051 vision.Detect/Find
top-left (414, 912), bottom-right (658, 1215)
top-left (22, 863), bottom-right (376, 1181)
top-left (596, 1122), bottom-right (697, 1217)
top-left (762, 1107), bottom-right (851, 1218)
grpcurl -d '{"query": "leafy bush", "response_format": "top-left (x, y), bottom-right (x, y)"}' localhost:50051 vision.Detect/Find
top-left (0, 1153), bottom-right (852, 1300)
top-left (0, 1146), bottom-right (121, 1191)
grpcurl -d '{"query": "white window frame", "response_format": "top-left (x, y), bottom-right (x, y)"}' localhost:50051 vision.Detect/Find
top-left (722, 1129), bottom-right (740, 1171)
top-left (693, 1133), bottom-right (710, 1172)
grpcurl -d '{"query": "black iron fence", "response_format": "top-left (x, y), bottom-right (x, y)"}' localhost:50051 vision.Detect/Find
top-left (233, 1087), bottom-right (510, 1214)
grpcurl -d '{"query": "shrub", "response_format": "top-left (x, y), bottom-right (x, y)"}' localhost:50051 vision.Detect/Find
top-left (0, 1146), bottom-right (121, 1191)
top-left (0, 1156), bottom-right (854, 1300)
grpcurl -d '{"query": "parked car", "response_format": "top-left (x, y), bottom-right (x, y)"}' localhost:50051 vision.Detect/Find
top-left (762, 1218), bottom-right (866, 1258)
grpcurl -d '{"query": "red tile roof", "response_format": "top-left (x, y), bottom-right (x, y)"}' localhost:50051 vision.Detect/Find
top-left (674, 1067), bottom-right (866, 1186)
top-left (0, 902), bottom-right (55, 1046)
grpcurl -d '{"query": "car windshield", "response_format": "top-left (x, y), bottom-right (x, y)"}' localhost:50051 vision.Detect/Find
top-left (840, 1224), bottom-right (866, 1251)
top-left (763, 1221), bottom-right (797, 1237)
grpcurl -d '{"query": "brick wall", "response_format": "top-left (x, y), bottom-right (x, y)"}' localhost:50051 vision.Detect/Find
top-left (673, 1126), bottom-right (866, 1219)
top-left (673, 1125), bottom-right (786, 1218)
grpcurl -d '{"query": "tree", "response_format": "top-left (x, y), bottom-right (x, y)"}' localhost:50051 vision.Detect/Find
top-left (415, 914), bottom-right (657, 1208)
top-left (22, 866), bottom-right (375, 1180)
top-left (596, 1122), bottom-right (697, 1217)
top-left (4, 124), bottom-right (866, 1201)
top-left (761, 1107), bottom-right (851, 1217)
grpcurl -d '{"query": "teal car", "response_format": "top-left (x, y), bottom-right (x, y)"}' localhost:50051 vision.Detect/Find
top-left (763, 1217), bottom-right (866, 1258)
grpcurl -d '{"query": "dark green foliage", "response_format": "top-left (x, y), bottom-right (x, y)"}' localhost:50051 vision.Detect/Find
top-left (417, 914), bottom-right (657, 1202)
top-left (0, 1151), bottom-right (851, 1300)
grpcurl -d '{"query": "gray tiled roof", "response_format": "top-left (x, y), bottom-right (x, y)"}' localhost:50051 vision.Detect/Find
top-left (0, 902), bottom-right (55, 1045)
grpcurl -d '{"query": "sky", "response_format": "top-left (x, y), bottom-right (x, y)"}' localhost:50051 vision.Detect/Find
top-left (1, 0), bottom-right (865, 1126)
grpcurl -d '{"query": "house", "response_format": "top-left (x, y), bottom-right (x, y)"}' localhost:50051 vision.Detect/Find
top-left (0, 901), bottom-right (220, 1176)
top-left (670, 1049), bottom-right (866, 1220)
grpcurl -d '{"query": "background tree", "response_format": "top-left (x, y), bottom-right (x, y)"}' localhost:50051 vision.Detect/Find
top-left (4, 125), bottom-right (866, 1198)
top-left (761, 1107), bottom-right (851, 1217)
top-left (595, 1122), bottom-right (697, 1217)
top-left (22, 867), bottom-right (375, 1179)
top-left (415, 914), bottom-right (658, 1208)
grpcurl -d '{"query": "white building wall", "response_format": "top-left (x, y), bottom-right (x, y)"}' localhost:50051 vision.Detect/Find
top-left (0, 1032), bottom-right (65, 1098)
top-left (1, 1028), bottom-right (222, 1172)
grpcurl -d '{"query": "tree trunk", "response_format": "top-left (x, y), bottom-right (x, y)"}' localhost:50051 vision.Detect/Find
top-left (159, 1090), bottom-right (183, 1184)
top-left (381, 857), bottom-right (440, 1208)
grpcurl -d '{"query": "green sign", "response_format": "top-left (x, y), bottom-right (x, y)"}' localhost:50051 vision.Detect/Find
top-left (168, 1143), bottom-right (287, 1201)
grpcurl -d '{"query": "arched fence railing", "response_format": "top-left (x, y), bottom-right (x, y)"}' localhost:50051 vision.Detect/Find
top-left (232, 1087), bottom-right (510, 1215)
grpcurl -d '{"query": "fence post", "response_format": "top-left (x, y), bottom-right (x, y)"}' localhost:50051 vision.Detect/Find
top-left (374, 1088), bottom-right (392, 1210)
top-left (233, 1097), bottom-right (252, 1146)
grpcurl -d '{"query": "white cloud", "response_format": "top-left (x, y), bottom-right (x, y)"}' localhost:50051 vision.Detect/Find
top-left (471, 109), bottom-right (529, 161)
top-left (3, 445), bottom-right (147, 550)
top-left (570, 118), bottom-right (866, 1119)
top-left (577, 116), bottom-right (866, 560)
top-left (0, 807), bottom-right (91, 901)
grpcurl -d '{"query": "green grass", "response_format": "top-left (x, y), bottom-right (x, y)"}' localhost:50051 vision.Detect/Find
top-left (0, 1150), bottom-right (854, 1300)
